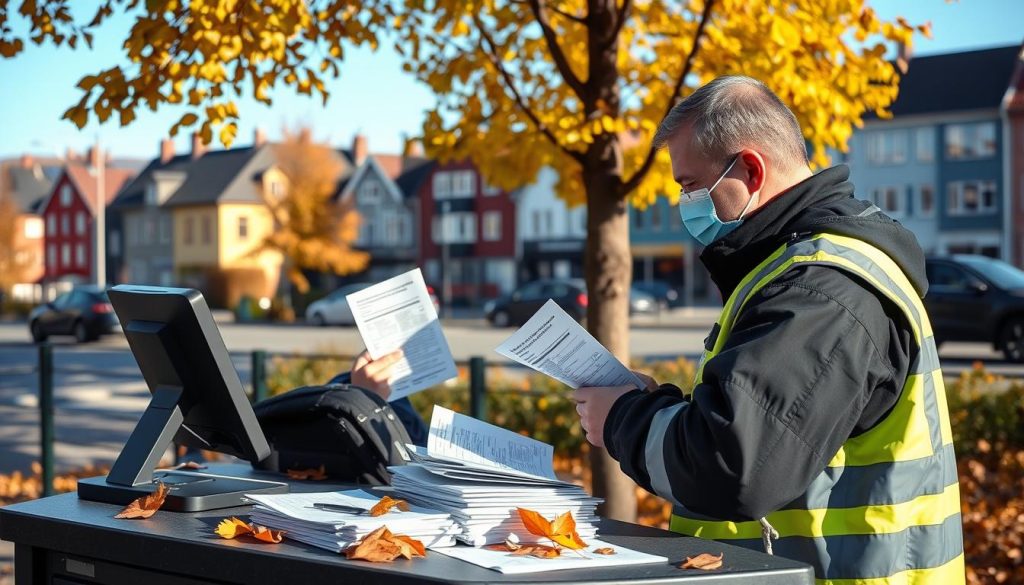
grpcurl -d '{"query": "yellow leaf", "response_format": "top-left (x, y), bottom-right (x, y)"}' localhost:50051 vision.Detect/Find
top-left (215, 517), bottom-right (254, 539)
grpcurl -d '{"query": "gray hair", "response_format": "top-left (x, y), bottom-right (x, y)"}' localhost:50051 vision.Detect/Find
top-left (652, 76), bottom-right (808, 168)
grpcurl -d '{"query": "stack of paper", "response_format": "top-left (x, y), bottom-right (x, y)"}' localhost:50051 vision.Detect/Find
top-left (389, 406), bottom-right (602, 546)
top-left (245, 489), bottom-right (460, 553)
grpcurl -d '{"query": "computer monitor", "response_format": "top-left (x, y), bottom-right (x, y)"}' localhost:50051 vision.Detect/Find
top-left (78, 285), bottom-right (287, 511)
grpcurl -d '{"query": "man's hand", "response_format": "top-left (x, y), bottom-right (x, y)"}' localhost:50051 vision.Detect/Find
top-left (572, 385), bottom-right (638, 449)
top-left (632, 370), bottom-right (659, 391)
top-left (351, 349), bottom-right (404, 401)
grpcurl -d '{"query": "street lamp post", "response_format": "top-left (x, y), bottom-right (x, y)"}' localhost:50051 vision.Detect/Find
top-left (91, 140), bottom-right (106, 288)
top-left (441, 199), bottom-right (451, 318)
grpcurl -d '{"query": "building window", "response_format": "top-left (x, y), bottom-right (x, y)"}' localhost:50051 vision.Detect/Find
top-left (61, 243), bottom-right (70, 267)
top-left (432, 172), bottom-right (452, 199)
top-left (75, 243), bottom-right (86, 267)
top-left (482, 182), bottom-right (501, 196)
top-left (866, 130), bottom-right (907, 165)
top-left (917, 185), bottom-right (935, 217)
top-left (201, 216), bottom-right (212, 244)
top-left (269, 179), bottom-right (283, 198)
top-left (451, 170), bottom-right (476, 197)
top-left (945, 122), bottom-right (997, 160)
top-left (145, 183), bottom-right (158, 206)
top-left (24, 217), bottom-right (43, 239)
top-left (60, 184), bottom-right (72, 207)
top-left (238, 216), bottom-right (249, 240)
top-left (46, 215), bottom-right (55, 237)
top-left (633, 208), bottom-right (645, 230)
top-left (47, 244), bottom-right (56, 270)
top-left (543, 210), bottom-right (553, 236)
top-left (651, 204), bottom-right (663, 231)
top-left (872, 186), bottom-right (904, 217)
top-left (531, 210), bottom-right (541, 238)
top-left (359, 180), bottom-right (383, 203)
top-left (75, 211), bottom-right (86, 236)
top-left (184, 216), bottom-right (194, 244)
top-left (159, 216), bottom-right (171, 244)
top-left (109, 230), bottom-right (121, 258)
top-left (483, 211), bottom-right (502, 241)
top-left (432, 212), bottom-right (477, 244)
top-left (946, 180), bottom-right (997, 216)
top-left (61, 214), bottom-right (69, 236)
top-left (915, 127), bottom-right (935, 162)
top-left (143, 218), bottom-right (156, 245)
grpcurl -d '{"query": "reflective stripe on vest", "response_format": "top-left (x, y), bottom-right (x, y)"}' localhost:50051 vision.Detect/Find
top-left (652, 233), bottom-right (964, 584)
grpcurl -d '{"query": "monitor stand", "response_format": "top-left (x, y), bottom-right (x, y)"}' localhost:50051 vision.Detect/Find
top-left (77, 386), bottom-right (287, 512)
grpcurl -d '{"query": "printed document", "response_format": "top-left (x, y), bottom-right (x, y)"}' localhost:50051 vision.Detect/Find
top-left (433, 540), bottom-right (668, 574)
top-left (346, 268), bottom-right (457, 400)
top-left (495, 299), bottom-right (644, 389)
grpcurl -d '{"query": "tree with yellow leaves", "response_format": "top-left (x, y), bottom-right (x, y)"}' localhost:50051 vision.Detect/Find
top-left (0, 0), bottom-right (928, 521)
top-left (255, 128), bottom-right (369, 300)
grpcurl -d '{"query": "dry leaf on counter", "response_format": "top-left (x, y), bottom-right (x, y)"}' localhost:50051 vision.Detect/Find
top-left (345, 526), bottom-right (426, 562)
top-left (680, 552), bottom-right (724, 570)
top-left (286, 465), bottom-right (327, 480)
top-left (114, 482), bottom-right (168, 519)
top-left (215, 517), bottom-right (254, 539)
top-left (251, 525), bottom-right (286, 543)
top-left (594, 547), bottom-right (616, 555)
top-left (369, 495), bottom-right (410, 517)
top-left (485, 538), bottom-right (562, 558)
top-left (517, 508), bottom-right (587, 550)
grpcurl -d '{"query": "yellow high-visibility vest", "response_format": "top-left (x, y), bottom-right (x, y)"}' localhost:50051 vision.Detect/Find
top-left (656, 233), bottom-right (964, 584)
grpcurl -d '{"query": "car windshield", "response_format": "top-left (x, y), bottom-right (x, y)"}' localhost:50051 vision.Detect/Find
top-left (955, 256), bottom-right (1024, 290)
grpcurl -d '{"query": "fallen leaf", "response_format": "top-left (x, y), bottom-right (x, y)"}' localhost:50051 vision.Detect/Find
top-left (114, 482), bottom-right (168, 519)
top-left (215, 517), bottom-right (254, 539)
top-left (251, 525), bottom-right (286, 543)
top-left (512, 544), bottom-right (562, 558)
top-left (516, 508), bottom-right (587, 550)
top-left (594, 547), bottom-right (616, 555)
top-left (680, 552), bottom-right (724, 570)
top-left (369, 495), bottom-right (410, 517)
top-left (344, 526), bottom-right (426, 563)
top-left (286, 465), bottom-right (327, 480)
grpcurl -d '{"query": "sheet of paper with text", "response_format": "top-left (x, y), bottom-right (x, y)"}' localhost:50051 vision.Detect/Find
top-left (495, 299), bottom-right (645, 390)
top-left (346, 268), bottom-right (457, 401)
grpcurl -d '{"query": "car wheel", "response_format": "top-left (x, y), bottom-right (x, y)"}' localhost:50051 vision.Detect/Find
top-left (999, 317), bottom-right (1024, 363)
top-left (73, 321), bottom-right (91, 344)
top-left (492, 310), bottom-right (510, 328)
top-left (30, 321), bottom-right (47, 343)
top-left (311, 312), bottom-right (326, 327)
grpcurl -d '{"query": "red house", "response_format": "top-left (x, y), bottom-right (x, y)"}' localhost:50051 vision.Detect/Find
top-left (40, 149), bottom-right (134, 290)
top-left (417, 160), bottom-right (517, 305)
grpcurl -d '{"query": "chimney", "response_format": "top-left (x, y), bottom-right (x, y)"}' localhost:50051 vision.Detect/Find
top-left (352, 133), bottom-right (368, 165)
top-left (896, 42), bottom-right (913, 75)
top-left (160, 138), bottom-right (175, 164)
top-left (403, 138), bottom-right (424, 158)
top-left (87, 146), bottom-right (103, 169)
top-left (19, 154), bottom-right (34, 169)
top-left (254, 127), bottom-right (267, 147)
top-left (191, 132), bottom-right (206, 160)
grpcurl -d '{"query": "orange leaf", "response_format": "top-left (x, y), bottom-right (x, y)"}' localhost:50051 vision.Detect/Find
top-left (680, 552), bottom-right (723, 570)
top-left (370, 495), bottom-right (410, 517)
top-left (511, 544), bottom-right (562, 558)
top-left (516, 508), bottom-right (587, 550)
top-left (215, 517), bottom-right (254, 539)
top-left (114, 482), bottom-right (168, 519)
top-left (286, 465), bottom-right (327, 480)
top-left (594, 547), bottom-right (616, 555)
top-left (344, 526), bottom-right (426, 563)
top-left (251, 525), bottom-right (286, 543)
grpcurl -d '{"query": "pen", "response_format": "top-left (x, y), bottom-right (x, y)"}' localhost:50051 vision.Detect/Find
top-left (309, 502), bottom-right (367, 514)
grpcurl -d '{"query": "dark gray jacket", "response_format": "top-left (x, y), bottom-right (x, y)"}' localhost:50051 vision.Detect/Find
top-left (605, 165), bottom-right (926, 521)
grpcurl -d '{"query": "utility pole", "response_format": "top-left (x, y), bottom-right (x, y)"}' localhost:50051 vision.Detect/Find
top-left (441, 199), bottom-right (451, 318)
top-left (92, 138), bottom-right (106, 288)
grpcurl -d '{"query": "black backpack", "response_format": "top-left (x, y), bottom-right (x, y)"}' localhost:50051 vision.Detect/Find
top-left (251, 384), bottom-right (412, 485)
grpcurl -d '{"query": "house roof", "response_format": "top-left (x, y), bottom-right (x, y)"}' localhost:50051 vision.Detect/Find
top-left (63, 162), bottom-right (136, 214)
top-left (887, 44), bottom-right (1022, 117)
top-left (394, 158), bottom-right (435, 198)
top-left (0, 157), bottom-right (63, 213)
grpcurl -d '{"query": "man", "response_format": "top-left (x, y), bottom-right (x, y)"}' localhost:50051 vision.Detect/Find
top-left (573, 76), bottom-right (963, 582)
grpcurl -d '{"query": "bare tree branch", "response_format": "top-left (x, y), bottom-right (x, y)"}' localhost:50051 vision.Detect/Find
top-left (509, 0), bottom-right (586, 23)
top-left (474, 15), bottom-right (584, 164)
top-left (526, 0), bottom-right (587, 99)
top-left (608, 0), bottom-right (632, 46)
top-left (619, 0), bottom-right (715, 196)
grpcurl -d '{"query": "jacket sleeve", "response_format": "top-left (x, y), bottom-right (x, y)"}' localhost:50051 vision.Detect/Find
top-left (603, 277), bottom-right (900, 521)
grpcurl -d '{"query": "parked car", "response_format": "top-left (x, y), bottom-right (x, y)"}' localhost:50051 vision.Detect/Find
top-left (484, 279), bottom-right (658, 327)
top-left (29, 287), bottom-right (118, 343)
top-left (632, 280), bottom-right (682, 310)
top-left (305, 282), bottom-right (442, 326)
top-left (924, 255), bottom-right (1024, 362)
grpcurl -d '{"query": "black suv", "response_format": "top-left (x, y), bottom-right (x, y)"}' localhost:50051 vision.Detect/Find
top-left (925, 255), bottom-right (1024, 362)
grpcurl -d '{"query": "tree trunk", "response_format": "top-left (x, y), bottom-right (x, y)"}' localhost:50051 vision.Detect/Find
top-left (584, 168), bottom-right (637, 522)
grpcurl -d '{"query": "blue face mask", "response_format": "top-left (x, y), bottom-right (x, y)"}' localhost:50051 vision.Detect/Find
top-left (677, 156), bottom-right (757, 246)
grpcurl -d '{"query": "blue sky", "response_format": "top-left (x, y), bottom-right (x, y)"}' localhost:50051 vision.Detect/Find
top-left (0, 0), bottom-right (1021, 161)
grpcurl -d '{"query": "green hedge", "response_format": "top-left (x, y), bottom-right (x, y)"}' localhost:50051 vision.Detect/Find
top-left (263, 354), bottom-right (1024, 457)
